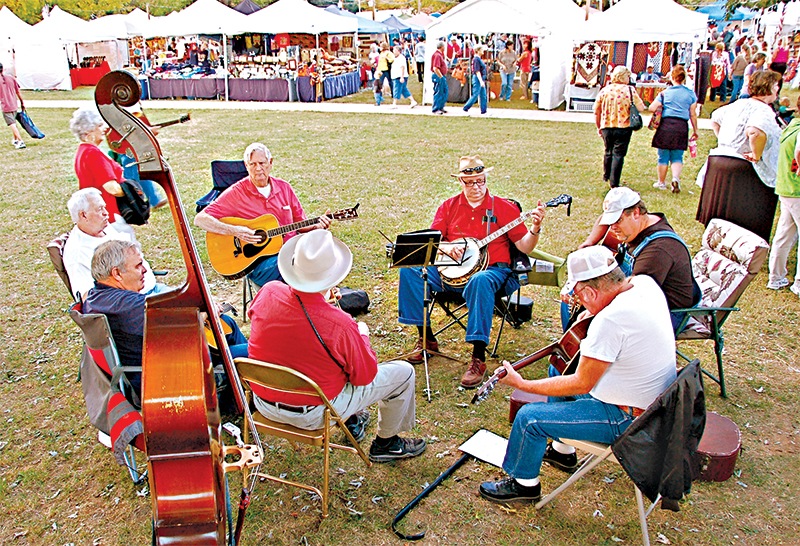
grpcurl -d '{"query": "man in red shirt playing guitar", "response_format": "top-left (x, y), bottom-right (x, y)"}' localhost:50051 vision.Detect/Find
top-left (397, 155), bottom-right (546, 388)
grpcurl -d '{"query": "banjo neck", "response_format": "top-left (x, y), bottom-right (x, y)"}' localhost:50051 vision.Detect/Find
top-left (475, 210), bottom-right (535, 250)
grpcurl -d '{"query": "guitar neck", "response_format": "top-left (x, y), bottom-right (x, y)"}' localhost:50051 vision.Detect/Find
top-left (265, 216), bottom-right (322, 238)
top-left (477, 211), bottom-right (533, 249)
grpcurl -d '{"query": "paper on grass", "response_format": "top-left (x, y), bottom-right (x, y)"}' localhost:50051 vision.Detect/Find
top-left (459, 429), bottom-right (508, 468)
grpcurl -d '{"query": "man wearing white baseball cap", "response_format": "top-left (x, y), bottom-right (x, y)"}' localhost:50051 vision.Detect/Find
top-left (578, 187), bottom-right (698, 332)
top-left (479, 245), bottom-right (676, 505)
top-left (247, 230), bottom-right (426, 463)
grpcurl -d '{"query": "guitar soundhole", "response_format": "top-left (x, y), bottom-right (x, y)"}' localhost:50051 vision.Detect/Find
top-left (243, 232), bottom-right (271, 258)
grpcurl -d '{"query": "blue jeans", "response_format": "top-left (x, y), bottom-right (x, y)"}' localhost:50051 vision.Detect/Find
top-left (247, 255), bottom-right (283, 287)
top-left (500, 72), bottom-right (514, 100)
top-left (728, 75), bottom-right (744, 103)
top-left (656, 148), bottom-right (685, 165)
top-left (220, 313), bottom-right (249, 360)
top-left (398, 265), bottom-right (518, 345)
top-left (374, 91), bottom-right (383, 106)
top-left (380, 70), bottom-right (393, 95)
top-left (463, 75), bottom-right (487, 114)
top-left (432, 73), bottom-right (448, 112)
top-left (392, 78), bottom-right (411, 100)
top-left (502, 366), bottom-right (634, 479)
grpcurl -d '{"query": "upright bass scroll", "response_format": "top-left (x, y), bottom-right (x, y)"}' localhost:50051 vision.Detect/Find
top-left (95, 70), bottom-right (262, 545)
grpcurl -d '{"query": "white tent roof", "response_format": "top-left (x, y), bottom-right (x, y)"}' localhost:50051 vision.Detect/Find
top-left (143, 0), bottom-right (250, 38)
top-left (426, 0), bottom-right (584, 39)
top-left (243, 0), bottom-right (358, 35)
top-left (579, 0), bottom-right (708, 43)
top-left (96, 8), bottom-right (150, 37)
top-left (0, 6), bottom-right (31, 39)
top-left (406, 12), bottom-right (434, 29)
top-left (33, 6), bottom-right (122, 43)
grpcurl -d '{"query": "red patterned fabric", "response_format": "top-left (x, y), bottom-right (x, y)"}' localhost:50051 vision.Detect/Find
top-left (108, 392), bottom-right (144, 465)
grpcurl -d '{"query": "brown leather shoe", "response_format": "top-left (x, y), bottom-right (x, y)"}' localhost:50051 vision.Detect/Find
top-left (407, 337), bottom-right (439, 365)
top-left (460, 357), bottom-right (487, 389)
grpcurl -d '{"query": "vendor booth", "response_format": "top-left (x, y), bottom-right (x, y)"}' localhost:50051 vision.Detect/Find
top-left (422, 0), bottom-right (583, 110)
top-left (568, 0), bottom-right (708, 111)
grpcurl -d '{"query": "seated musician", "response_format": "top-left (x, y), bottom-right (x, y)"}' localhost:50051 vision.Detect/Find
top-left (479, 246), bottom-right (677, 504)
top-left (83, 240), bottom-right (248, 398)
top-left (247, 230), bottom-right (426, 463)
top-left (397, 155), bottom-right (546, 388)
top-left (577, 187), bottom-right (697, 332)
top-left (639, 64), bottom-right (661, 83)
top-left (193, 142), bottom-right (331, 287)
top-left (63, 188), bottom-right (168, 301)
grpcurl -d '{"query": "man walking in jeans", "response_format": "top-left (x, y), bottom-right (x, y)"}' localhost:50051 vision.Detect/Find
top-left (431, 41), bottom-right (449, 115)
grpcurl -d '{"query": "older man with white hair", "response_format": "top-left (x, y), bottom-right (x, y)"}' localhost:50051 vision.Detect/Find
top-left (63, 188), bottom-right (161, 301)
top-left (194, 142), bottom-right (331, 287)
top-left (248, 230), bottom-right (426, 462)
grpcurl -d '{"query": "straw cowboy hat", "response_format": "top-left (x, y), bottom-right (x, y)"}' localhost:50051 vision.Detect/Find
top-left (450, 155), bottom-right (495, 178)
top-left (277, 230), bottom-right (353, 293)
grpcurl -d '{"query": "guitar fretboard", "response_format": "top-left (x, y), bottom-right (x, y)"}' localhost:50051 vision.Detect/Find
top-left (265, 217), bottom-right (321, 238)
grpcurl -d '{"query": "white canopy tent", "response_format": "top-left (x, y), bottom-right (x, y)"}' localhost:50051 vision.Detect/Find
top-left (142, 0), bottom-right (250, 38)
top-left (0, 6), bottom-right (31, 77)
top-left (1, 7), bottom-right (71, 90)
top-left (422, 0), bottom-right (584, 110)
top-left (242, 0), bottom-right (358, 35)
top-left (761, 2), bottom-right (800, 43)
top-left (579, 0), bottom-right (708, 44)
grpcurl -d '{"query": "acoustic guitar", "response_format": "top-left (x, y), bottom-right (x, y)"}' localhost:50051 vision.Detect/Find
top-left (204, 302), bottom-right (235, 351)
top-left (471, 315), bottom-right (593, 405)
top-left (438, 194), bottom-right (572, 288)
top-left (206, 205), bottom-right (360, 279)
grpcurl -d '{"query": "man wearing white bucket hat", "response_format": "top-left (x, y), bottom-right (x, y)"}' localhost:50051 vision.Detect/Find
top-left (247, 230), bottom-right (426, 463)
top-left (479, 246), bottom-right (676, 505)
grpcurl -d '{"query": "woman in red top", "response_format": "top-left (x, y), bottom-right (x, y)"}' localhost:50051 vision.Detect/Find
top-left (69, 108), bottom-right (132, 234)
top-left (517, 40), bottom-right (533, 100)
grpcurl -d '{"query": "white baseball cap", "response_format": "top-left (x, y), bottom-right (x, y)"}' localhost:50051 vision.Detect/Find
top-left (564, 246), bottom-right (619, 292)
top-left (599, 187), bottom-right (641, 225)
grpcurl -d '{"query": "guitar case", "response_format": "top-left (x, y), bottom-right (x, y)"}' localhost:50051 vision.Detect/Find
top-left (509, 390), bottom-right (548, 423)
top-left (691, 411), bottom-right (741, 482)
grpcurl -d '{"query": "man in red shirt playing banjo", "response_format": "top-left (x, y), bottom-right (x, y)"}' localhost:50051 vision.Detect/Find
top-left (397, 155), bottom-right (546, 388)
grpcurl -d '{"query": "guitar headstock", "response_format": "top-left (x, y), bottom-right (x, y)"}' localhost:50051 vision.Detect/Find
top-left (470, 374), bottom-right (500, 405)
top-left (331, 203), bottom-right (360, 221)
top-left (545, 194), bottom-right (573, 216)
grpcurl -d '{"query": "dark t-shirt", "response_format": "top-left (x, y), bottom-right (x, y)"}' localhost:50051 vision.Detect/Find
top-left (629, 214), bottom-right (695, 310)
top-left (84, 282), bottom-right (145, 370)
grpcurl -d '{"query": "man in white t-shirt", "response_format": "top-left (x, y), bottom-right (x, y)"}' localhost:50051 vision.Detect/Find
top-left (479, 246), bottom-right (676, 505)
top-left (63, 188), bottom-right (160, 300)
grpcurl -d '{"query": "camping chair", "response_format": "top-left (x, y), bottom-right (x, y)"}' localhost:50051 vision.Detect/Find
top-left (197, 160), bottom-right (260, 319)
top-left (235, 357), bottom-right (372, 518)
top-left (68, 302), bottom-right (146, 485)
top-left (536, 360), bottom-right (706, 546)
top-left (47, 232), bottom-right (77, 302)
top-left (673, 218), bottom-right (770, 398)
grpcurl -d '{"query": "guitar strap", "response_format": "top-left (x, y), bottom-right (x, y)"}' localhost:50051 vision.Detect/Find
top-left (294, 293), bottom-right (350, 381)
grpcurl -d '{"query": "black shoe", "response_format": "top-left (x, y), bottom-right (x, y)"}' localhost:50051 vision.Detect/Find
top-left (479, 477), bottom-right (541, 505)
top-left (542, 444), bottom-right (578, 473)
top-left (344, 409), bottom-right (370, 442)
top-left (368, 436), bottom-right (427, 463)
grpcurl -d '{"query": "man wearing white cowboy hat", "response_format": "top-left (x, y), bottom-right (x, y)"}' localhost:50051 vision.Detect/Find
top-left (577, 187), bottom-right (698, 332)
top-left (248, 230), bottom-right (426, 463)
top-left (397, 155), bottom-right (546, 389)
top-left (479, 245), bottom-right (676, 505)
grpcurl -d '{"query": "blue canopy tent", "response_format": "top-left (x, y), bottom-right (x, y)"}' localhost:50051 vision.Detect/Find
top-left (696, 0), bottom-right (756, 22)
top-left (324, 5), bottom-right (393, 33)
top-left (381, 15), bottom-right (425, 35)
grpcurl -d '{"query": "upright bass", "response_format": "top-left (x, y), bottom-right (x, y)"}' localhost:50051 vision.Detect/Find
top-left (95, 71), bottom-right (262, 545)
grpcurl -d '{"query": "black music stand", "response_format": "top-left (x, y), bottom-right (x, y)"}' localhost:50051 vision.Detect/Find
top-left (390, 230), bottom-right (463, 402)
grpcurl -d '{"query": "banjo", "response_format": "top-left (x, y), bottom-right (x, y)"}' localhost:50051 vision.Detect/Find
top-left (438, 194), bottom-right (572, 288)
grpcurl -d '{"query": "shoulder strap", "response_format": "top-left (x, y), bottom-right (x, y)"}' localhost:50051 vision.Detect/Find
top-left (631, 230), bottom-right (690, 258)
top-left (294, 293), bottom-right (350, 381)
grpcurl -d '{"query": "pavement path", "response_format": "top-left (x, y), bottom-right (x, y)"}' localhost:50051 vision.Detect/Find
top-left (26, 98), bottom-right (716, 129)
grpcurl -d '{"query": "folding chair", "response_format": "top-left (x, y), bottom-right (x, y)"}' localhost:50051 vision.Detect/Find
top-left (69, 302), bottom-right (146, 485)
top-left (535, 360), bottom-right (706, 546)
top-left (673, 218), bottom-right (770, 397)
top-left (197, 160), bottom-right (261, 319)
top-left (235, 357), bottom-right (372, 518)
top-left (47, 232), bottom-right (77, 302)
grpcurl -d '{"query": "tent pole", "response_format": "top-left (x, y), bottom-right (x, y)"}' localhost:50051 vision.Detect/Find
top-left (224, 32), bottom-right (229, 102)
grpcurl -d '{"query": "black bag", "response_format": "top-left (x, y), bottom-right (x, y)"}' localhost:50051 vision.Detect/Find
top-left (629, 87), bottom-right (643, 131)
top-left (338, 287), bottom-right (370, 316)
top-left (116, 179), bottom-right (151, 225)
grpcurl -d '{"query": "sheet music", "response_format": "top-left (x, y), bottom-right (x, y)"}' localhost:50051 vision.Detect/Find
top-left (459, 429), bottom-right (508, 468)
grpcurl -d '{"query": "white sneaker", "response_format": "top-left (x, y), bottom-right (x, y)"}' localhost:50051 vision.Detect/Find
top-left (653, 181), bottom-right (667, 190)
top-left (410, 100), bottom-right (418, 108)
top-left (767, 278), bottom-right (790, 290)
top-left (791, 284), bottom-right (800, 297)
top-left (13, 140), bottom-right (26, 149)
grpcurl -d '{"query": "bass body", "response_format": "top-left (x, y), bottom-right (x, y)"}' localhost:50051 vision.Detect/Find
top-left (206, 205), bottom-right (359, 279)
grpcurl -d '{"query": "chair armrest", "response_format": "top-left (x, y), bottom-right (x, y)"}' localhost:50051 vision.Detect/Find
top-left (152, 270), bottom-right (169, 277)
top-left (673, 306), bottom-right (739, 315)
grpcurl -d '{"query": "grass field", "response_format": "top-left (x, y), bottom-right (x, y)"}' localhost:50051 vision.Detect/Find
top-left (1, 89), bottom-right (799, 546)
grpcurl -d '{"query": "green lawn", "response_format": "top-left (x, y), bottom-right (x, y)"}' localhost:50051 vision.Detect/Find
top-left (0, 98), bottom-right (798, 545)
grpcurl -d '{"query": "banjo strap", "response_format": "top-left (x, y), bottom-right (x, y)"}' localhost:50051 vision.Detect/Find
top-left (483, 195), bottom-right (496, 237)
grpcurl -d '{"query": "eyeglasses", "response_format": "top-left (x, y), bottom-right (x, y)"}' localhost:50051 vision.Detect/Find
top-left (460, 166), bottom-right (485, 175)
top-left (461, 179), bottom-right (487, 187)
